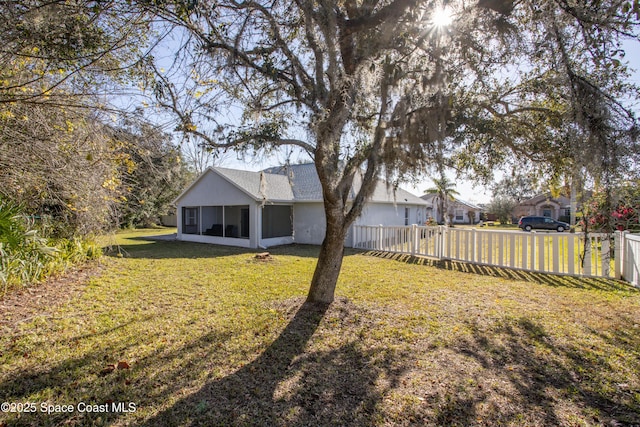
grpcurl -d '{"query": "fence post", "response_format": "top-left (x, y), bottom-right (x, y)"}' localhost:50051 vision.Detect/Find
top-left (440, 225), bottom-right (448, 259)
top-left (378, 225), bottom-right (383, 250)
top-left (538, 233), bottom-right (545, 272)
top-left (599, 235), bottom-right (609, 277)
top-left (583, 235), bottom-right (592, 276)
top-left (552, 235), bottom-right (560, 273)
top-left (472, 228), bottom-right (477, 263)
top-left (353, 225), bottom-right (358, 248)
top-left (530, 231), bottom-right (537, 270)
top-left (567, 234), bottom-right (575, 275)
top-left (614, 231), bottom-right (625, 279)
top-left (411, 224), bottom-right (417, 256)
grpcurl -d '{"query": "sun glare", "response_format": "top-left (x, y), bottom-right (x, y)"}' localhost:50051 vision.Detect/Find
top-left (431, 6), bottom-right (453, 28)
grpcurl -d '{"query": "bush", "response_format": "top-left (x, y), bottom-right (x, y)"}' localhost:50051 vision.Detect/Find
top-left (0, 200), bottom-right (101, 296)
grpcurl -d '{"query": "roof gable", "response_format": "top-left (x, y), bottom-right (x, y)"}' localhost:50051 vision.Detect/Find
top-left (519, 193), bottom-right (570, 207)
top-left (452, 198), bottom-right (482, 210)
top-left (174, 167), bottom-right (294, 205)
top-left (215, 167), bottom-right (294, 201)
top-left (420, 194), bottom-right (481, 210)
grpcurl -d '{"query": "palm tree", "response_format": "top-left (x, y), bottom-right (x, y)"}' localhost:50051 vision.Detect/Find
top-left (425, 176), bottom-right (459, 226)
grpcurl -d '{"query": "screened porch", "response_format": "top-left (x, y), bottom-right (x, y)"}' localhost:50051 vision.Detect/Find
top-left (180, 204), bottom-right (293, 248)
top-left (182, 205), bottom-right (250, 239)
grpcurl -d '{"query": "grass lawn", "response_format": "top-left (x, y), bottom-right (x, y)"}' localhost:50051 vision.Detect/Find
top-left (1, 228), bottom-right (639, 426)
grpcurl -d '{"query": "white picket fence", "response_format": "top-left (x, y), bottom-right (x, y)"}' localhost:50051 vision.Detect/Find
top-left (352, 225), bottom-right (640, 285)
top-left (621, 232), bottom-right (640, 287)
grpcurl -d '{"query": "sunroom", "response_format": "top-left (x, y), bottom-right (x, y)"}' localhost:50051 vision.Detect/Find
top-left (174, 168), bottom-right (295, 248)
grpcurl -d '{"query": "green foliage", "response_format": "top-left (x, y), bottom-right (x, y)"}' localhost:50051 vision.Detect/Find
top-left (0, 199), bottom-right (101, 295)
top-left (0, 104), bottom-right (126, 237)
top-left (581, 181), bottom-right (640, 232)
top-left (426, 216), bottom-right (438, 226)
top-left (487, 197), bottom-right (517, 225)
top-left (111, 118), bottom-right (193, 228)
top-left (0, 200), bottom-right (56, 294)
top-left (0, 0), bottom-right (151, 106)
top-left (425, 176), bottom-right (459, 224)
top-left (491, 174), bottom-right (538, 204)
top-left (0, 1), bottom-right (164, 293)
top-left (0, 1), bottom-right (155, 238)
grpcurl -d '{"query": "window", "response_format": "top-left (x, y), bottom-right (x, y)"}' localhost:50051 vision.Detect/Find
top-left (542, 208), bottom-right (552, 217)
top-left (184, 205), bottom-right (250, 239)
top-left (404, 208), bottom-right (410, 226)
top-left (182, 207), bottom-right (199, 234)
top-left (455, 209), bottom-right (464, 221)
top-left (262, 205), bottom-right (293, 238)
top-left (224, 205), bottom-right (250, 238)
top-left (202, 206), bottom-right (224, 236)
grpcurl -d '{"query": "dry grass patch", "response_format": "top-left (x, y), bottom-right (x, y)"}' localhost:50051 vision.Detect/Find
top-left (1, 229), bottom-right (639, 426)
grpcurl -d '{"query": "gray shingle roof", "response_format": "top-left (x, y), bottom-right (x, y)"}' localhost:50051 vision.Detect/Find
top-left (262, 163), bottom-right (322, 200)
top-left (214, 167), bottom-right (294, 201)
top-left (177, 163), bottom-right (427, 205)
top-left (420, 193), bottom-right (482, 210)
top-left (262, 163), bottom-right (428, 205)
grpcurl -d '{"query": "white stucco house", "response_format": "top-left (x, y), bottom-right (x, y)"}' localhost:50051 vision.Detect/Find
top-left (174, 163), bottom-right (429, 249)
top-left (421, 194), bottom-right (482, 224)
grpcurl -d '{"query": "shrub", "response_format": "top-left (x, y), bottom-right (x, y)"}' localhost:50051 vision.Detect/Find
top-left (0, 200), bottom-right (101, 296)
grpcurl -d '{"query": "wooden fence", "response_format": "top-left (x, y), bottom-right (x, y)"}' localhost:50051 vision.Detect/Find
top-left (352, 225), bottom-right (640, 284)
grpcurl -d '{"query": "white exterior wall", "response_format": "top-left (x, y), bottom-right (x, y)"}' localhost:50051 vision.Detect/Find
top-left (177, 170), bottom-right (254, 207)
top-left (293, 203), bottom-right (326, 245)
top-left (179, 233), bottom-right (253, 248)
top-left (176, 169), bottom-right (428, 249)
top-left (261, 236), bottom-right (295, 247)
top-left (292, 202), bottom-right (427, 246)
top-left (357, 203), bottom-right (426, 227)
top-left (451, 208), bottom-right (481, 224)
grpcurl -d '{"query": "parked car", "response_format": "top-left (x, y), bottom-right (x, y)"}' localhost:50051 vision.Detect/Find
top-left (518, 216), bottom-right (570, 232)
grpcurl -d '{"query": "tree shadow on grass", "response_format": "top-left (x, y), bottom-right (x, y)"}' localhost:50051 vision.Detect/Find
top-left (363, 250), bottom-right (638, 293)
top-left (138, 299), bottom-right (405, 426)
top-left (3, 294), bottom-right (638, 426)
top-left (0, 314), bottom-right (171, 426)
top-left (436, 315), bottom-right (640, 426)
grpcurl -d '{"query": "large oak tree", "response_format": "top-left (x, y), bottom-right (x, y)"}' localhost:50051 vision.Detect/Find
top-left (143, 0), bottom-right (639, 304)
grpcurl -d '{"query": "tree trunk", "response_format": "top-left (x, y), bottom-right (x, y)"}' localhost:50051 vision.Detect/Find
top-left (306, 205), bottom-right (349, 305)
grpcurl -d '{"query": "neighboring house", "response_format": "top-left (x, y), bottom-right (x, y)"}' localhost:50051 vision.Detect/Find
top-left (513, 194), bottom-right (572, 223)
top-left (450, 198), bottom-right (482, 224)
top-left (421, 194), bottom-right (482, 225)
top-left (174, 163), bottom-right (429, 249)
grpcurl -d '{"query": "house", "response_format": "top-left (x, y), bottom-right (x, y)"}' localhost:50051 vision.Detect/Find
top-left (421, 194), bottom-right (482, 224)
top-left (513, 194), bottom-right (572, 223)
top-left (174, 163), bottom-right (429, 249)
